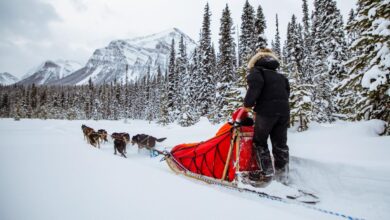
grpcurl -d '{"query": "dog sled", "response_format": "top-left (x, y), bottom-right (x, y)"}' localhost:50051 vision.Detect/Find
top-left (164, 107), bottom-right (259, 186)
top-left (154, 107), bottom-right (320, 205)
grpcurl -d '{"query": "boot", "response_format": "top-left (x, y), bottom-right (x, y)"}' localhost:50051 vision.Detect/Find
top-left (274, 164), bottom-right (289, 185)
top-left (251, 147), bottom-right (274, 182)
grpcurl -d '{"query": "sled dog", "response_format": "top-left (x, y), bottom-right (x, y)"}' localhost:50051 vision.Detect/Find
top-left (131, 134), bottom-right (166, 150)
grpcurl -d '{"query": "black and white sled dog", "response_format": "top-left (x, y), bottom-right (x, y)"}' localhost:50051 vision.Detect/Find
top-left (131, 134), bottom-right (166, 150)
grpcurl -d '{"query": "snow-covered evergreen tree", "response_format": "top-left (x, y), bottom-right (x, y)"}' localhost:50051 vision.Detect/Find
top-left (311, 0), bottom-right (347, 123)
top-left (283, 14), bottom-right (312, 130)
top-left (338, 0), bottom-right (390, 134)
top-left (158, 69), bottom-right (170, 125)
top-left (284, 15), bottom-right (304, 75)
top-left (254, 4), bottom-right (267, 50)
top-left (301, 0), bottom-right (314, 85)
top-left (239, 0), bottom-right (255, 66)
top-left (272, 14), bottom-right (282, 59)
top-left (188, 48), bottom-right (201, 123)
top-left (346, 8), bottom-right (358, 52)
top-left (213, 4), bottom-right (239, 123)
top-left (167, 38), bottom-right (177, 123)
top-left (176, 36), bottom-right (196, 126)
top-left (198, 3), bottom-right (215, 117)
top-left (289, 69), bottom-right (313, 132)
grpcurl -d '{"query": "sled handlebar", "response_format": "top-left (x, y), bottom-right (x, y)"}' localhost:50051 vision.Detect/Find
top-left (233, 107), bottom-right (249, 123)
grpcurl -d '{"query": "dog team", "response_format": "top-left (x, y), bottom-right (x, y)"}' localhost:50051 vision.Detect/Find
top-left (81, 124), bottom-right (166, 158)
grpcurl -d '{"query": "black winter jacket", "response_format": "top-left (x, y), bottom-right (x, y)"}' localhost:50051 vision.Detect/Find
top-left (244, 57), bottom-right (290, 116)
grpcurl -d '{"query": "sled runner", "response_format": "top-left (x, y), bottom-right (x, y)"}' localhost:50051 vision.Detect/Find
top-left (156, 107), bottom-right (319, 204)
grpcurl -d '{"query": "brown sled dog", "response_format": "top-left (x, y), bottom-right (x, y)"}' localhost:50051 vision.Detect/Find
top-left (111, 132), bottom-right (130, 143)
top-left (88, 131), bottom-right (101, 148)
top-left (131, 134), bottom-right (166, 150)
top-left (114, 139), bottom-right (127, 158)
top-left (97, 129), bottom-right (108, 143)
top-left (111, 132), bottom-right (130, 156)
top-left (81, 124), bottom-right (95, 143)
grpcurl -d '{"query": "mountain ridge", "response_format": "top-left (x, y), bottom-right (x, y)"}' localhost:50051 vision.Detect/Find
top-left (0, 72), bottom-right (19, 85)
top-left (51, 28), bottom-right (197, 85)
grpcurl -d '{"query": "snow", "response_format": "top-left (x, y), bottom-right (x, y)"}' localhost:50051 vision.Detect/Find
top-left (76, 66), bottom-right (103, 85)
top-left (20, 60), bottom-right (83, 85)
top-left (22, 62), bottom-right (45, 80)
top-left (0, 118), bottom-right (389, 220)
top-left (361, 65), bottom-right (388, 91)
top-left (372, 18), bottom-right (390, 37)
top-left (0, 72), bottom-right (18, 85)
top-left (127, 28), bottom-right (197, 53)
top-left (66, 28), bottom-right (197, 85)
top-left (55, 60), bottom-right (82, 79)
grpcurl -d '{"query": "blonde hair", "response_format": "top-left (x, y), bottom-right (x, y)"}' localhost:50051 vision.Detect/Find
top-left (247, 48), bottom-right (279, 69)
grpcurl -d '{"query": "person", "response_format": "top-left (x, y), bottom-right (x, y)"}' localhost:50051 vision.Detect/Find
top-left (243, 48), bottom-right (290, 183)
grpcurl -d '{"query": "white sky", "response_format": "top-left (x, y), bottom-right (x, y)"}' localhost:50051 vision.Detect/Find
top-left (0, 0), bottom-right (356, 78)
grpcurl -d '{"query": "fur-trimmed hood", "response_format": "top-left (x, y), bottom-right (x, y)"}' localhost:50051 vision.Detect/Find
top-left (247, 49), bottom-right (280, 70)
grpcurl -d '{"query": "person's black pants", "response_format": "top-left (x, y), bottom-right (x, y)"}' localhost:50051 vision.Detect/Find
top-left (253, 114), bottom-right (289, 170)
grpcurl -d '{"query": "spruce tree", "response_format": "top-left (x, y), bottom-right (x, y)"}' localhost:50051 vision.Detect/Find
top-left (158, 69), bottom-right (170, 125)
top-left (176, 36), bottom-right (196, 126)
top-left (338, 0), bottom-right (390, 134)
top-left (198, 3), bottom-right (215, 117)
top-left (239, 0), bottom-right (255, 66)
top-left (289, 69), bottom-right (313, 131)
top-left (167, 38), bottom-right (177, 122)
top-left (301, 0), bottom-right (314, 85)
top-left (188, 48), bottom-right (201, 123)
top-left (272, 14), bottom-right (282, 59)
top-left (311, 0), bottom-right (347, 123)
top-left (254, 5), bottom-right (267, 49)
top-left (214, 4), bottom-right (239, 123)
top-left (283, 15), bottom-right (312, 130)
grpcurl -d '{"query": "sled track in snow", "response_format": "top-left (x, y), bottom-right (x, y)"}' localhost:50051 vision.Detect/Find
top-left (164, 155), bottom-right (365, 220)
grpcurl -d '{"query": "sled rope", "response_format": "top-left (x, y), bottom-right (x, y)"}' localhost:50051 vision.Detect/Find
top-left (164, 156), bottom-right (364, 220)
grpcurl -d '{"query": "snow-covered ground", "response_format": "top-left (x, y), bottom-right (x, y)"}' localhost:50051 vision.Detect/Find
top-left (0, 118), bottom-right (389, 220)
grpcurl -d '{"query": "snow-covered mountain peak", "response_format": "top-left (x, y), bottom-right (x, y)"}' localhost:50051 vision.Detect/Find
top-left (18, 60), bottom-right (82, 85)
top-left (54, 28), bottom-right (197, 85)
top-left (0, 72), bottom-right (19, 85)
top-left (126, 27), bottom-right (196, 49)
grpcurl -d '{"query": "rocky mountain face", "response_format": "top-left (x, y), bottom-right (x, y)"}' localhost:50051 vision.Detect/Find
top-left (18, 60), bottom-right (82, 85)
top-left (51, 28), bottom-right (197, 85)
top-left (0, 72), bottom-right (19, 85)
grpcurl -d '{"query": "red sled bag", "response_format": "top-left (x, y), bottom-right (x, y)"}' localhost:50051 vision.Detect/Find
top-left (167, 108), bottom-right (259, 183)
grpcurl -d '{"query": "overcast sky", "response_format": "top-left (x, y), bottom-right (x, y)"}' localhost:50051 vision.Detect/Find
top-left (0, 0), bottom-right (356, 78)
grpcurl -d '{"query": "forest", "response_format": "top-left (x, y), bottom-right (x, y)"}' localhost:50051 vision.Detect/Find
top-left (0, 0), bottom-right (388, 134)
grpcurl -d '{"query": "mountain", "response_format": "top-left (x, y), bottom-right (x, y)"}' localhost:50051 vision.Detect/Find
top-left (52, 28), bottom-right (197, 85)
top-left (18, 60), bottom-right (82, 85)
top-left (0, 72), bottom-right (19, 85)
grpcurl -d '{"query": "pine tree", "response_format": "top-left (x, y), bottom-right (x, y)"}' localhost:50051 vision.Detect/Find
top-left (198, 3), bottom-right (215, 117)
top-left (301, 0), bottom-right (314, 85)
top-left (283, 15), bottom-right (312, 130)
top-left (254, 5), bottom-right (267, 49)
top-left (213, 4), bottom-right (239, 123)
top-left (176, 36), bottom-right (187, 110)
top-left (188, 48), bottom-right (201, 123)
top-left (284, 15), bottom-right (304, 75)
top-left (272, 14), bottom-right (282, 59)
top-left (158, 69), bottom-right (170, 125)
top-left (346, 8), bottom-right (359, 59)
top-left (167, 38), bottom-right (177, 123)
top-left (289, 69), bottom-right (313, 131)
top-left (311, 0), bottom-right (347, 123)
top-left (239, 0), bottom-right (255, 66)
top-left (176, 36), bottom-right (196, 126)
top-left (338, 0), bottom-right (390, 135)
